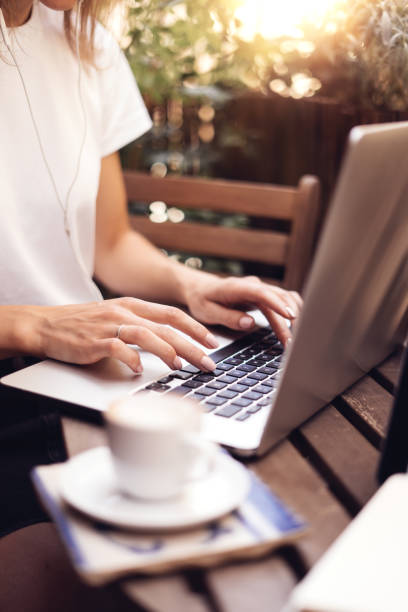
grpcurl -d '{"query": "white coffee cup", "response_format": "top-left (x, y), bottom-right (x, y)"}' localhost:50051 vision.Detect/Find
top-left (104, 393), bottom-right (217, 501)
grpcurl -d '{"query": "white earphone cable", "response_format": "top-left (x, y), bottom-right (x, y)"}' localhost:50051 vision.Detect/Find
top-left (0, 2), bottom-right (102, 301)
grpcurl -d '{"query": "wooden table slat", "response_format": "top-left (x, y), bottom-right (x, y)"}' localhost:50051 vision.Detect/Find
top-left (371, 347), bottom-right (404, 393)
top-left (250, 441), bottom-right (350, 567)
top-left (206, 556), bottom-right (297, 612)
top-left (334, 376), bottom-right (394, 448)
top-left (122, 574), bottom-right (212, 612)
top-left (292, 405), bottom-right (380, 515)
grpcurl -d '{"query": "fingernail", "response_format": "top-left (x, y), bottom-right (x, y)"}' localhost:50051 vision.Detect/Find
top-left (285, 337), bottom-right (293, 348)
top-left (201, 355), bottom-right (216, 371)
top-left (205, 333), bottom-right (219, 349)
top-left (239, 316), bottom-right (254, 329)
top-left (135, 365), bottom-right (143, 374)
top-left (172, 357), bottom-right (183, 370)
top-left (286, 307), bottom-right (296, 319)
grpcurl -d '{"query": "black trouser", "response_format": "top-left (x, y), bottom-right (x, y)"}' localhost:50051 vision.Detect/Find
top-left (0, 358), bottom-right (67, 538)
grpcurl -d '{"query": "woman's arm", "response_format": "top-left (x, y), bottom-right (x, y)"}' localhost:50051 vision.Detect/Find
top-left (0, 300), bottom-right (218, 372)
top-left (94, 151), bottom-right (199, 304)
top-left (94, 153), bottom-right (302, 345)
top-left (0, 152), bottom-right (301, 369)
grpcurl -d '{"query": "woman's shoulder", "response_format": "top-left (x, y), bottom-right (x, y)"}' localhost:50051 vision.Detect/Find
top-left (36, 2), bottom-right (120, 67)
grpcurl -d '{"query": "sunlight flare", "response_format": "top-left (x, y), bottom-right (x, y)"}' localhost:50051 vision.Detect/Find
top-left (234, 0), bottom-right (346, 41)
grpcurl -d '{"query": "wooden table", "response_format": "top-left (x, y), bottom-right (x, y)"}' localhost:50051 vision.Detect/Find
top-left (63, 349), bottom-right (403, 612)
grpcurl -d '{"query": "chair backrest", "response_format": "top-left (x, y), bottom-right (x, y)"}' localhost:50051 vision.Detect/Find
top-left (123, 171), bottom-right (321, 291)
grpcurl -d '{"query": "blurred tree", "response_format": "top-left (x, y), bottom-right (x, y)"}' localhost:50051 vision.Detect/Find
top-left (125, 0), bottom-right (408, 111)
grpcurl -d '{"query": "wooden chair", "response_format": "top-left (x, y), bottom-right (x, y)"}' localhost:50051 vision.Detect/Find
top-left (123, 171), bottom-right (321, 292)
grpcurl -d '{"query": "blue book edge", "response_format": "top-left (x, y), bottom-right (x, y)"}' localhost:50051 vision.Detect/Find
top-left (31, 462), bottom-right (307, 577)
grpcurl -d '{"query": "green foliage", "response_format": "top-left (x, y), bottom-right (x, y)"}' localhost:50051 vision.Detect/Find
top-left (125, 0), bottom-right (408, 113)
top-left (274, 0), bottom-right (408, 110)
top-left (125, 0), bottom-right (273, 102)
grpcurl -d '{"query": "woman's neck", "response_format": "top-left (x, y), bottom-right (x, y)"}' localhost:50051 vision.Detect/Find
top-left (2, 1), bottom-right (33, 27)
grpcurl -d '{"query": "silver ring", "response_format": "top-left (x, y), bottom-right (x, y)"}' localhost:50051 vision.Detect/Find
top-left (116, 324), bottom-right (125, 340)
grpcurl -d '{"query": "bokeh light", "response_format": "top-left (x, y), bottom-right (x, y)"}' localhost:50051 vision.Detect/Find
top-left (234, 0), bottom-right (346, 41)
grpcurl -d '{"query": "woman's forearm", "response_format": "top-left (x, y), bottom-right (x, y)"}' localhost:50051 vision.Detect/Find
top-left (94, 228), bottom-right (209, 305)
top-left (0, 306), bottom-right (43, 359)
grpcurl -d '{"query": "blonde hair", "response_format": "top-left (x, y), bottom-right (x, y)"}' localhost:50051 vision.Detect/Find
top-left (1, 0), bottom-right (122, 63)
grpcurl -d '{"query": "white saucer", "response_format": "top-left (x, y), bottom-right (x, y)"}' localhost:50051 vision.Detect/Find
top-left (60, 446), bottom-right (250, 531)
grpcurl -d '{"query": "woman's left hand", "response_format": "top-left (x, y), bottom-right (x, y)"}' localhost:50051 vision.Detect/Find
top-left (183, 274), bottom-right (302, 347)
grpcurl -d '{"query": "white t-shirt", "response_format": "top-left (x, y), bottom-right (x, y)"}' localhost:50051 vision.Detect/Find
top-left (0, 1), bottom-right (152, 305)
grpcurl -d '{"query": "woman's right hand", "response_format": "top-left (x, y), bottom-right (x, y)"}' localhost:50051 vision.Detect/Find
top-left (19, 298), bottom-right (219, 374)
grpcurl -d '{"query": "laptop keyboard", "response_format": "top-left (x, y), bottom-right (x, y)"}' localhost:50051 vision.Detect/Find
top-left (137, 327), bottom-right (284, 422)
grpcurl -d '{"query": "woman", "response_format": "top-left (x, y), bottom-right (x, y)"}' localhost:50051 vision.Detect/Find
top-left (0, 0), bottom-right (301, 535)
top-left (0, 2), bottom-right (302, 607)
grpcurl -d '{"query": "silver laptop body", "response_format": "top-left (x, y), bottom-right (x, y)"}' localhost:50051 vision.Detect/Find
top-left (2, 122), bottom-right (408, 456)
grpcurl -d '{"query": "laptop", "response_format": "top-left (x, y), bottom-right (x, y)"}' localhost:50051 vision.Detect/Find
top-left (2, 121), bottom-right (408, 456)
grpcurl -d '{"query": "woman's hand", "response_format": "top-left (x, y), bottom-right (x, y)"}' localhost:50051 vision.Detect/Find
top-left (182, 274), bottom-right (302, 346)
top-left (20, 298), bottom-right (219, 374)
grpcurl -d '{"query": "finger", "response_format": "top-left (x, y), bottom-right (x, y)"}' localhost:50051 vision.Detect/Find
top-left (96, 338), bottom-right (143, 373)
top-left (263, 286), bottom-right (301, 319)
top-left (273, 287), bottom-right (303, 317)
top-left (116, 298), bottom-right (219, 349)
top-left (280, 292), bottom-right (300, 319)
top-left (152, 326), bottom-right (217, 372)
top-left (290, 290), bottom-right (303, 311)
top-left (213, 280), bottom-right (295, 320)
top-left (114, 325), bottom-right (185, 371)
top-left (114, 320), bottom-right (216, 371)
top-left (196, 300), bottom-right (256, 331)
top-left (260, 307), bottom-right (292, 347)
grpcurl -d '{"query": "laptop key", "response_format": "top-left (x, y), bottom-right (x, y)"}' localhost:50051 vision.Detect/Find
top-left (215, 363), bottom-right (234, 371)
top-left (193, 374), bottom-right (215, 383)
top-left (258, 366), bottom-right (278, 375)
top-left (239, 364), bottom-right (257, 372)
top-left (257, 396), bottom-right (272, 406)
top-left (168, 385), bottom-right (191, 396)
top-left (246, 359), bottom-right (266, 367)
top-left (237, 350), bottom-right (256, 359)
top-left (205, 396), bottom-right (227, 406)
top-left (215, 405), bottom-right (242, 418)
top-left (145, 383), bottom-right (171, 392)
top-left (225, 357), bottom-right (245, 365)
top-left (158, 375), bottom-right (174, 384)
top-left (254, 384), bottom-right (273, 394)
top-left (207, 380), bottom-right (227, 390)
top-left (197, 386), bottom-right (216, 396)
top-left (261, 379), bottom-right (277, 389)
top-left (231, 397), bottom-right (252, 408)
top-left (172, 370), bottom-right (194, 380)
top-left (181, 364), bottom-right (201, 374)
top-left (247, 404), bottom-right (263, 413)
top-left (264, 348), bottom-right (283, 356)
top-left (218, 374), bottom-right (237, 384)
top-left (243, 391), bottom-right (263, 401)
top-left (228, 369), bottom-right (246, 378)
top-left (236, 412), bottom-right (251, 421)
top-left (183, 380), bottom-right (203, 389)
top-left (239, 377), bottom-right (258, 387)
top-left (229, 383), bottom-right (248, 393)
top-left (217, 389), bottom-right (238, 400)
top-left (256, 355), bottom-right (272, 362)
top-left (247, 372), bottom-right (268, 381)
top-left (272, 354), bottom-right (283, 362)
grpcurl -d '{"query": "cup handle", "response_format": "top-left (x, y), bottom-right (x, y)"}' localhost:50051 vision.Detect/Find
top-left (182, 436), bottom-right (218, 483)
